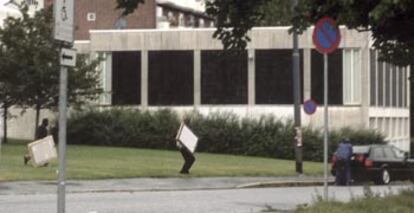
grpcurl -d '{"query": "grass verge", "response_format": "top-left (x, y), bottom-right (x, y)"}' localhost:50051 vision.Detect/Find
top-left (0, 139), bottom-right (323, 181)
top-left (294, 187), bottom-right (414, 213)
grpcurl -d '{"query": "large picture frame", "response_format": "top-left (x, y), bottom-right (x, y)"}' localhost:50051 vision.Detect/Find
top-left (28, 136), bottom-right (57, 167)
top-left (176, 123), bottom-right (198, 153)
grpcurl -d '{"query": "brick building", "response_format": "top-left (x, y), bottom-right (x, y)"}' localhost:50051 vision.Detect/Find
top-left (43, 0), bottom-right (214, 40)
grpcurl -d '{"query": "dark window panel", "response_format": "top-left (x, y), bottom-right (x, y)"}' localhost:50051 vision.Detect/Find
top-left (255, 49), bottom-right (304, 104)
top-left (311, 49), bottom-right (343, 105)
top-left (370, 50), bottom-right (376, 106)
top-left (378, 62), bottom-right (384, 106)
top-left (201, 51), bottom-right (248, 104)
top-left (148, 51), bottom-right (194, 106)
top-left (112, 51), bottom-right (141, 105)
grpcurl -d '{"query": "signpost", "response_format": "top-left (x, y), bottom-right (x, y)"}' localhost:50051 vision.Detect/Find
top-left (60, 48), bottom-right (77, 67)
top-left (303, 99), bottom-right (317, 115)
top-left (292, 0), bottom-right (302, 176)
top-left (54, 0), bottom-right (75, 212)
top-left (312, 17), bottom-right (341, 200)
top-left (54, 0), bottom-right (74, 43)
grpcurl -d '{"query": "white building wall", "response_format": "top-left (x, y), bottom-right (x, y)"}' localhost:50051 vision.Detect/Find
top-left (6, 28), bottom-right (410, 152)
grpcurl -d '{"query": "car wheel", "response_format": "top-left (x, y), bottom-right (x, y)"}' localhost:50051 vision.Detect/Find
top-left (378, 168), bottom-right (391, 185)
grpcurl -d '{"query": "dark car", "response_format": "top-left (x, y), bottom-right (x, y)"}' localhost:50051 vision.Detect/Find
top-left (331, 144), bottom-right (414, 185)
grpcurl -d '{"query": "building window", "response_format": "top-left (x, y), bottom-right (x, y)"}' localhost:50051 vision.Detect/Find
top-left (385, 64), bottom-right (391, 107)
top-left (255, 49), bottom-right (304, 104)
top-left (179, 14), bottom-right (185, 27)
top-left (370, 50), bottom-right (376, 106)
top-left (112, 51), bottom-right (141, 105)
top-left (148, 51), bottom-right (194, 106)
top-left (378, 61), bottom-right (384, 106)
top-left (311, 49), bottom-right (343, 105)
top-left (392, 66), bottom-right (398, 107)
top-left (26, 0), bottom-right (38, 6)
top-left (201, 51), bottom-right (248, 104)
top-left (343, 49), bottom-right (361, 104)
top-left (87, 13), bottom-right (96, 22)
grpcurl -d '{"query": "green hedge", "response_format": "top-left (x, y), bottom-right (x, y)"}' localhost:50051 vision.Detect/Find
top-left (67, 109), bottom-right (384, 162)
top-left (67, 109), bottom-right (180, 150)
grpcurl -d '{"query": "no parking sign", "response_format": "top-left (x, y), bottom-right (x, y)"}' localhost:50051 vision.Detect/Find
top-left (312, 16), bottom-right (341, 201)
top-left (312, 17), bottom-right (341, 54)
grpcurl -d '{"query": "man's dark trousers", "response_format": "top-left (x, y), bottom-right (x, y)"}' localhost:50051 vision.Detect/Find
top-left (179, 147), bottom-right (195, 174)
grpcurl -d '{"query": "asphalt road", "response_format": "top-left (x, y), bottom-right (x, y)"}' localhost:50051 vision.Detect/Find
top-left (0, 184), bottom-right (411, 213)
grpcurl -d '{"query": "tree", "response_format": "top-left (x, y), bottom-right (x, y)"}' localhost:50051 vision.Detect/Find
top-left (292, 0), bottom-right (414, 67)
top-left (0, 4), bottom-right (102, 139)
top-left (116, 0), bottom-right (414, 64)
top-left (0, 5), bottom-right (30, 143)
top-left (258, 0), bottom-right (294, 26)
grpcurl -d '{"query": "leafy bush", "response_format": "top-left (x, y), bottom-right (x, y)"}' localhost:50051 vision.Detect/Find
top-left (67, 108), bottom-right (180, 150)
top-left (67, 109), bottom-right (385, 162)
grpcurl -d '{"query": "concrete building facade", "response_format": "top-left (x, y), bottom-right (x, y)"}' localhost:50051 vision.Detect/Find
top-left (70, 27), bottom-right (410, 151)
top-left (1, 2), bottom-right (409, 153)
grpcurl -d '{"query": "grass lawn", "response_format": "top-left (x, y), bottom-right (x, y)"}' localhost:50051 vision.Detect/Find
top-left (294, 188), bottom-right (414, 213)
top-left (0, 139), bottom-right (323, 181)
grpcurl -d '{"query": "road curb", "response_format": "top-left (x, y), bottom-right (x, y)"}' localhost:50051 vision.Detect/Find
top-left (236, 180), bottom-right (335, 188)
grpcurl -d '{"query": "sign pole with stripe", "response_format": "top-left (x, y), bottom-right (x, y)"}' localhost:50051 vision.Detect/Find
top-left (312, 17), bottom-right (341, 201)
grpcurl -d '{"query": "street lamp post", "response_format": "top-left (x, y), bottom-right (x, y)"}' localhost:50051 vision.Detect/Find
top-left (292, 0), bottom-right (303, 175)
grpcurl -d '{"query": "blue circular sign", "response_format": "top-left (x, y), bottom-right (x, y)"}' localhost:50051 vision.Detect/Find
top-left (312, 17), bottom-right (341, 54)
top-left (304, 99), bottom-right (317, 115)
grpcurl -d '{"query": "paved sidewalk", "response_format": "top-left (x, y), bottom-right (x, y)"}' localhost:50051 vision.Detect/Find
top-left (0, 176), bottom-right (335, 195)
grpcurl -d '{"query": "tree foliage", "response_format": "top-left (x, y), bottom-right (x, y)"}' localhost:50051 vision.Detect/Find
top-left (293, 0), bottom-right (414, 66)
top-left (116, 0), bottom-right (145, 16)
top-left (0, 4), bottom-right (103, 138)
top-left (115, 0), bottom-right (413, 66)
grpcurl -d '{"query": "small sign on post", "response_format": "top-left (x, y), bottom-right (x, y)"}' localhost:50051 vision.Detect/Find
top-left (303, 99), bottom-right (317, 115)
top-left (54, 0), bottom-right (74, 43)
top-left (312, 17), bottom-right (341, 54)
top-left (60, 48), bottom-right (77, 67)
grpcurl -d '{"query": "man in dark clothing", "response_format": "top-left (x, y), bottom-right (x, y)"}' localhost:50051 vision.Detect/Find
top-left (175, 136), bottom-right (196, 174)
top-left (178, 145), bottom-right (195, 174)
top-left (24, 119), bottom-right (49, 165)
top-left (335, 138), bottom-right (353, 185)
top-left (35, 119), bottom-right (48, 139)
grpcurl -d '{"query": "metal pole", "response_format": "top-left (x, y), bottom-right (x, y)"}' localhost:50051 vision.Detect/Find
top-left (58, 65), bottom-right (68, 213)
top-left (323, 53), bottom-right (329, 200)
top-left (292, 0), bottom-right (302, 175)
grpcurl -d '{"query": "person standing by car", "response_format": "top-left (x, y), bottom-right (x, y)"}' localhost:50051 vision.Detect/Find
top-left (335, 138), bottom-right (353, 185)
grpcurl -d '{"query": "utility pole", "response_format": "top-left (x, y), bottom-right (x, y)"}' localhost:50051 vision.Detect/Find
top-left (54, 0), bottom-right (75, 212)
top-left (292, 0), bottom-right (303, 175)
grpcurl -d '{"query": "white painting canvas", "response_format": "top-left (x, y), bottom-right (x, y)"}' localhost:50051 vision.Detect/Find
top-left (176, 123), bottom-right (198, 153)
top-left (28, 136), bottom-right (57, 167)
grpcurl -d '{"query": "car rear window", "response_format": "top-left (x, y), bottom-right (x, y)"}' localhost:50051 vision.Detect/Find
top-left (353, 146), bottom-right (369, 154)
top-left (371, 147), bottom-right (385, 159)
top-left (383, 147), bottom-right (396, 159)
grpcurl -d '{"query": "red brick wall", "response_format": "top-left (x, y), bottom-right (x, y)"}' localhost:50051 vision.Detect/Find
top-left (74, 0), bottom-right (156, 40)
top-left (45, 0), bottom-right (156, 40)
